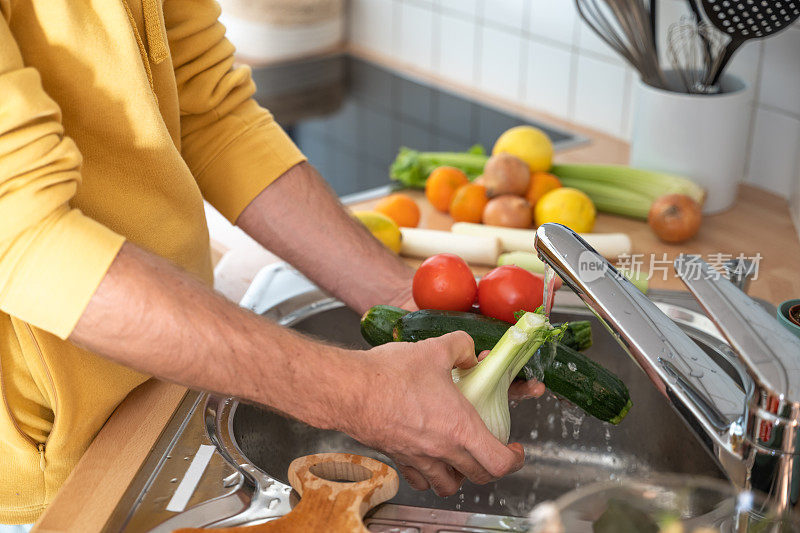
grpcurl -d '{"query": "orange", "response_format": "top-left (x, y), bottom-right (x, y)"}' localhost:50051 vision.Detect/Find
top-left (374, 193), bottom-right (421, 227)
top-left (526, 171), bottom-right (562, 208)
top-left (449, 184), bottom-right (489, 223)
top-left (425, 166), bottom-right (469, 212)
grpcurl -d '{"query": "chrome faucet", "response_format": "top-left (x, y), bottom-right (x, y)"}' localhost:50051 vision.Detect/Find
top-left (534, 223), bottom-right (800, 520)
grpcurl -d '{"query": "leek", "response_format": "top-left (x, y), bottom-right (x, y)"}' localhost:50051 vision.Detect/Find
top-left (497, 251), bottom-right (649, 294)
top-left (453, 311), bottom-right (563, 443)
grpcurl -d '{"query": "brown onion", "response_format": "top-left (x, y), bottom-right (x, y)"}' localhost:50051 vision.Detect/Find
top-left (482, 153), bottom-right (530, 197)
top-left (648, 194), bottom-right (702, 243)
top-left (482, 195), bottom-right (533, 228)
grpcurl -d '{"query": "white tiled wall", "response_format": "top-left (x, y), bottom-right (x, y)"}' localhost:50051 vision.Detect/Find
top-left (347, 0), bottom-right (800, 233)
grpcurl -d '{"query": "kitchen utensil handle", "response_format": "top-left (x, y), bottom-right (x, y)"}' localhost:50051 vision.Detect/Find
top-left (650, 0), bottom-right (658, 58)
top-left (707, 39), bottom-right (742, 87)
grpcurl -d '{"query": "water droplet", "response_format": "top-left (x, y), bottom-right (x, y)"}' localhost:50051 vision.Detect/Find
top-left (690, 368), bottom-right (704, 378)
top-left (170, 478), bottom-right (178, 483)
top-left (529, 429), bottom-right (539, 440)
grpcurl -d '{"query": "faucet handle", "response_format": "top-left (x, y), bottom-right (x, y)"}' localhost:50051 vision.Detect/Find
top-left (674, 255), bottom-right (800, 402)
top-left (722, 258), bottom-right (755, 293)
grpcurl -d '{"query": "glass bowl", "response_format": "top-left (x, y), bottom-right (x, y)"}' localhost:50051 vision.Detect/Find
top-left (528, 474), bottom-right (800, 533)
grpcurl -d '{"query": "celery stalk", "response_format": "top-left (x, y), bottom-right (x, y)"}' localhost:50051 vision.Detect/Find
top-left (390, 147), bottom-right (489, 188)
top-left (551, 164), bottom-right (706, 220)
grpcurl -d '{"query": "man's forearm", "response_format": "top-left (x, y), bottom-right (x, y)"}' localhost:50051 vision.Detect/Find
top-left (69, 241), bottom-right (525, 497)
top-left (69, 242), bottom-right (366, 431)
top-left (236, 162), bottom-right (414, 313)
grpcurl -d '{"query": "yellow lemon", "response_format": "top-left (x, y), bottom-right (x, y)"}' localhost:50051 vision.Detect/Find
top-left (352, 211), bottom-right (402, 253)
top-left (534, 187), bottom-right (596, 233)
top-left (492, 125), bottom-right (554, 172)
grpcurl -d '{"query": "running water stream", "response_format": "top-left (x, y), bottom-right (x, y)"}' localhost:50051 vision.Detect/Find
top-left (542, 263), bottom-right (557, 320)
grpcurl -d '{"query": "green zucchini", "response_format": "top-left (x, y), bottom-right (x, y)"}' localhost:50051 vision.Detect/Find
top-left (360, 305), bottom-right (409, 346)
top-left (389, 309), bottom-right (592, 355)
top-left (360, 306), bottom-right (630, 423)
top-left (392, 310), bottom-right (512, 354)
top-left (535, 342), bottom-right (632, 424)
top-left (556, 320), bottom-right (592, 351)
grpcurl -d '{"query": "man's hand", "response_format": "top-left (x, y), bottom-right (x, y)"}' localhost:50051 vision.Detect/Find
top-left (338, 332), bottom-right (525, 496)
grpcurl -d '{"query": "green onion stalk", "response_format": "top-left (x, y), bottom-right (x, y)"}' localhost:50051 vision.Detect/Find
top-left (453, 311), bottom-right (563, 444)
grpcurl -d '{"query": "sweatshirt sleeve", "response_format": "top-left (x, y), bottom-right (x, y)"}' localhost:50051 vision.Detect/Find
top-left (0, 16), bottom-right (125, 340)
top-left (164, 0), bottom-right (307, 223)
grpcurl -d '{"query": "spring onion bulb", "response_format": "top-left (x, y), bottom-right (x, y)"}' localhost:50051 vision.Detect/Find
top-left (453, 311), bottom-right (562, 443)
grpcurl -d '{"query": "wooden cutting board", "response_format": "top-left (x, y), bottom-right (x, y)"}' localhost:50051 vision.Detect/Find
top-left (173, 453), bottom-right (399, 533)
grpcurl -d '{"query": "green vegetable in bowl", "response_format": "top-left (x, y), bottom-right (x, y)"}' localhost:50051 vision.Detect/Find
top-left (593, 499), bottom-right (660, 533)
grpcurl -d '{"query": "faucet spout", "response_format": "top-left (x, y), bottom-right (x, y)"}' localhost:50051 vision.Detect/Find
top-left (534, 224), bottom-right (748, 483)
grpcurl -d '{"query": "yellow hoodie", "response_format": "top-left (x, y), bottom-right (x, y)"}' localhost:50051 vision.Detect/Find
top-left (0, 0), bottom-right (305, 523)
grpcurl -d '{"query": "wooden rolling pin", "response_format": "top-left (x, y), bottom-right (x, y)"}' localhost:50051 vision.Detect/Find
top-left (173, 453), bottom-right (398, 533)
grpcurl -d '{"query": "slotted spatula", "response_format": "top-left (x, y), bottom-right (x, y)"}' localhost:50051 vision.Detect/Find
top-left (699, 0), bottom-right (799, 86)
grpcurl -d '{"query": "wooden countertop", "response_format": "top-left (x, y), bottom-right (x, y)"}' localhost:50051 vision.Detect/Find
top-left (34, 50), bottom-right (800, 532)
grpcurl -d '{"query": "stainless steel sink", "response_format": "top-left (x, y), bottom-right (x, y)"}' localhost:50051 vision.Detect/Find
top-left (106, 276), bottom-right (752, 532)
top-left (229, 304), bottom-right (725, 519)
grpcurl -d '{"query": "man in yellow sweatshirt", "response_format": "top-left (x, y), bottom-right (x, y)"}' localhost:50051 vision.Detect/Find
top-left (0, 0), bottom-right (541, 525)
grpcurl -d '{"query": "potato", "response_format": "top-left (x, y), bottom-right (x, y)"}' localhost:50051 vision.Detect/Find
top-left (482, 195), bottom-right (532, 228)
top-left (482, 153), bottom-right (530, 197)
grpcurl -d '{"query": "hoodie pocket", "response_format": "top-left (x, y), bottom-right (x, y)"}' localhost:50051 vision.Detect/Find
top-left (0, 323), bottom-right (58, 472)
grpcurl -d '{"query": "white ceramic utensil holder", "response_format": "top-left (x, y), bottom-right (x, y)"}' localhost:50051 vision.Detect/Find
top-left (630, 73), bottom-right (752, 214)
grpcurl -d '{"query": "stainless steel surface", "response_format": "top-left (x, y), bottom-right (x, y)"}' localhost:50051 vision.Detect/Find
top-left (534, 222), bottom-right (799, 518)
top-left (676, 254), bottom-right (800, 516)
top-left (575, 0), bottom-right (666, 88)
top-left (722, 257), bottom-right (756, 297)
top-left (107, 264), bottom-right (776, 531)
top-left (223, 302), bottom-right (725, 519)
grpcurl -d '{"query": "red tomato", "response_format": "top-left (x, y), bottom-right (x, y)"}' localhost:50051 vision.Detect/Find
top-left (413, 254), bottom-right (477, 311)
top-left (478, 266), bottom-right (545, 323)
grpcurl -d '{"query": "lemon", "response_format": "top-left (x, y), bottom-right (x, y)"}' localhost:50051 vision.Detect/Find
top-left (492, 125), bottom-right (554, 172)
top-left (353, 211), bottom-right (402, 253)
top-left (534, 187), bottom-right (596, 233)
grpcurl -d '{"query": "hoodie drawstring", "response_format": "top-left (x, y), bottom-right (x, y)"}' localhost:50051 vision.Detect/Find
top-left (121, 0), bottom-right (167, 94)
top-left (142, 0), bottom-right (167, 64)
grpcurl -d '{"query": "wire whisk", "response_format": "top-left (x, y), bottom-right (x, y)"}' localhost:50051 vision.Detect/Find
top-left (575, 0), bottom-right (666, 89)
top-left (667, 17), bottom-right (727, 94)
